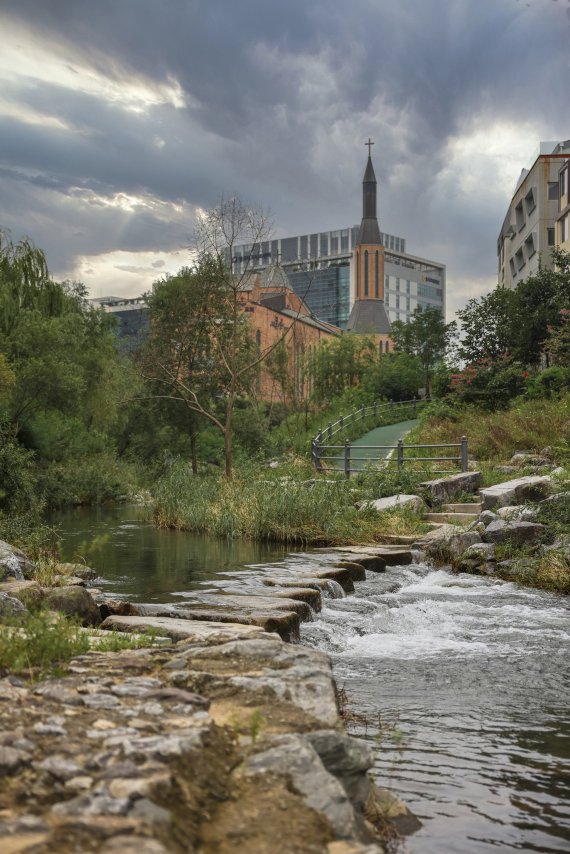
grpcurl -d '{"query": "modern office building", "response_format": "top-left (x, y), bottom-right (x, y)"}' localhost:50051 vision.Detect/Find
top-left (497, 140), bottom-right (570, 289)
top-left (230, 160), bottom-right (446, 329)
top-left (90, 295), bottom-right (149, 350)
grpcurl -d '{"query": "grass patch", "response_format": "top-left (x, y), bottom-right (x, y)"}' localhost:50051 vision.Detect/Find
top-left (0, 609), bottom-right (90, 679)
top-left (408, 395), bottom-right (570, 464)
top-left (494, 550), bottom-right (570, 594)
top-left (150, 459), bottom-right (429, 545)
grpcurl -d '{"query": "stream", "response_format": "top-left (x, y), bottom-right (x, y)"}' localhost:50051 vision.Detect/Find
top-left (55, 506), bottom-right (570, 853)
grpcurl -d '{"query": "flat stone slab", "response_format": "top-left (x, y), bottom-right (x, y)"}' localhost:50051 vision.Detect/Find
top-left (332, 546), bottom-right (414, 566)
top-left (480, 476), bottom-right (553, 510)
top-left (174, 592), bottom-right (313, 620)
top-left (358, 494), bottom-right (425, 513)
top-left (101, 616), bottom-right (269, 643)
top-left (137, 603), bottom-right (300, 642)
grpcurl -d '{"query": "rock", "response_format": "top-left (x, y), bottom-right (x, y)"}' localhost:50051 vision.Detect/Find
top-left (0, 580), bottom-right (43, 609)
top-left (480, 476), bottom-right (554, 510)
top-left (482, 520), bottom-right (546, 545)
top-left (101, 616), bottom-right (268, 643)
top-left (366, 783), bottom-right (422, 837)
top-left (57, 563), bottom-right (98, 581)
top-left (497, 505), bottom-right (537, 521)
top-left (244, 734), bottom-right (359, 839)
top-left (307, 730), bottom-right (374, 811)
top-left (479, 511), bottom-right (497, 526)
top-left (419, 472), bottom-right (482, 506)
top-left (0, 592), bottom-right (26, 617)
top-left (510, 452), bottom-right (551, 467)
top-left (495, 465), bottom-right (519, 475)
top-left (424, 530), bottom-right (481, 560)
top-left (0, 745), bottom-right (31, 774)
top-left (99, 599), bottom-right (142, 620)
top-left (0, 541), bottom-right (36, 582)
top-left (138, 602), bottom-right (300, 642)
top-left (538, 491), bottom-right (570, 510)
top-left (51, 794), bottom-right (130, 817)
top-left (45, 586), bottom-right (101, 626)
top-left (128, 798), bottom-right (171, 824)
top-left (462, 543), bottom-right (495, 562)
top-left (100, 836), bottom-right (168, 854)
top-left (38, 756), bottom-right (82, 781)
top-left (358, 494), bottom-right (425, 513)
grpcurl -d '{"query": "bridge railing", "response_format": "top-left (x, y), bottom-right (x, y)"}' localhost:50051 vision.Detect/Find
top-left (312, 436), bottom-right (469, 478)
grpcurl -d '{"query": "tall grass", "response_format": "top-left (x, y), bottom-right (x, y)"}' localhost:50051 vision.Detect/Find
top-left (150, 460), bottom-right (429, 545)
top-left (408, 395), bottom-right (570, 463)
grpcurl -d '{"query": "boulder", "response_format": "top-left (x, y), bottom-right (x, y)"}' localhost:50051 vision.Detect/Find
top-left (307, 730), bottom-right (374, 811)
top-left (57, 563), bottom-right (98, 581)
top-left (0, 541), bottom-right (36, 582)
top-left (0, 580), bottom-right (44, 609)
top-left (496, 505), bottom-right (537, 521)
top-left (538, 491), bottom-right (570, 510)
top-left (462, 543), bottom-right (496, 562)
top-left (44, 586), bottom-right (101, 626)
top-left (479, 510), bottom-right (497, 526)
top-left (424, 529), bottom-right (481, 561)
top-left (480, 476), bottom-right (554, 510)
top-left (419, 472), bottom-right (482, 506)
top-left (482, 520), bottom-right (546, 546)
top-left (0, 591), bottom-right (26, 617)
top-left (510, 452), bottom-right (551, 467)
top-left (358, 494), bottom-right (425, 513)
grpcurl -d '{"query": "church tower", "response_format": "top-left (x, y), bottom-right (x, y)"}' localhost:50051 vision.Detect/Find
top-left (347, 140), bottom-right (392, 351)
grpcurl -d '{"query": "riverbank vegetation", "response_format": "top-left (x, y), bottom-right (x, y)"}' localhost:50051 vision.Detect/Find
top-left (1, 216), bottom-right (569, 562)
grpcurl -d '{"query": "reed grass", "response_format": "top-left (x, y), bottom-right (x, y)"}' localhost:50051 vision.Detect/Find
top-left (150, 460), bottom-right (429, 545)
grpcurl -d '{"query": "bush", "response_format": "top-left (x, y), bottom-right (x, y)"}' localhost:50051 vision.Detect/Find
top-left (448, 357), bottom-right (527, 410)
top-left (526, 366), bottom-right (570, 399)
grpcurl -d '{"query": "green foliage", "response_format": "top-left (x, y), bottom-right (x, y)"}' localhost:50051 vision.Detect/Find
top-left (306, 334), bottom-right (377, 403)
top-left (526, 366), bottom-right (570, 399)
top-left (456, 287), bottom-right (516, 364)
top-left (447, 356), bottom-right (528, 410)
top-left (360, 353), bottom-right (423, 402)
top-left (0, 609), bottom-right (90, 679)
top-left (391, 307), bottom-right (457, 395)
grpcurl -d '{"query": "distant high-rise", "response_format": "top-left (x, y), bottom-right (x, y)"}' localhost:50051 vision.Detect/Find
top-left (230, 148), bottom-right (446, 329)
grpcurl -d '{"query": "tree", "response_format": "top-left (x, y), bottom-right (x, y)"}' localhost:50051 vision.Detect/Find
top-left (456, 287), bottom-right (516, 364)
top-left (391, 307), bottom-right (457, 396)
top-left (509, 248), bottom-right (570, 367)
top-left (306, 334), bottom-right (377, 403)
top-left (142, 196), bottom-right (305, 480)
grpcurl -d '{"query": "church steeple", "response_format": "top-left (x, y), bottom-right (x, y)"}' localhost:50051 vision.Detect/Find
top-left (347, 140), bottom-right (392, 351)
top-left (357, 139), bottom-right (382, 245)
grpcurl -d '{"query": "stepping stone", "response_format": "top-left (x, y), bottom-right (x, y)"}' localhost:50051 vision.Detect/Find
top-left (101, 616), bottom-right (269, 643)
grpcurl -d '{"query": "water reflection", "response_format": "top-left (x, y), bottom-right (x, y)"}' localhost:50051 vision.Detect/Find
top-left (52, 504), bottom-right (288, 601)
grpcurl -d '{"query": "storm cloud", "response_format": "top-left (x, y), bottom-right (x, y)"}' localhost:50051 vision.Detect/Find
top-left (0, 0), bottom-right (568, 310)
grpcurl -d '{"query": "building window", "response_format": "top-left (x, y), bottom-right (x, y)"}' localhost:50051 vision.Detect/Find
top-left (396, 295), bottom-right (400, 309)
top-left (561, 213), bottom-right (569, 243)
top-left (396, 278), bottom-right (400, 291)
top-left (385, 340), bottom-right (389, 353)
top-left (515, 201), bottom-right (524, 231)
top-left (509, 258), bottom-right (516, 278)
top-left (524, 188), bottom-right (536, 216)
top-left (364, 250), bottom-right (369, 296)
top-left (548, 227), bottom-right (555, 247)
top-left (375, 251), bottom-right (379, 298)
top-left (515, 247), bottom-right (525, 271)
top-left (524, 233), bottom-right (536, 259)
top-left (560, 168), bottom-right (568, 199)
top-left (548, 182), bottom-right (559, 201)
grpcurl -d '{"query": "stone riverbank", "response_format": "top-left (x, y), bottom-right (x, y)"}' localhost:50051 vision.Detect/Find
top-left (0, 543), bottom-right (421, 853)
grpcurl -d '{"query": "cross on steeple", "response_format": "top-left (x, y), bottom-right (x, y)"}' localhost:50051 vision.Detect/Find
top-left (365, 138), bottom-right (374, 157)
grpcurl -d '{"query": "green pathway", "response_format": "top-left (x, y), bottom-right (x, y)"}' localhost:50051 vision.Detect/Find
top-left (348, 418), bottom-right (418, 471)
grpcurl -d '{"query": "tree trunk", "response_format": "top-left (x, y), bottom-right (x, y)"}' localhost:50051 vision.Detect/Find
top-left (190, 431), bottom-right (198, 475)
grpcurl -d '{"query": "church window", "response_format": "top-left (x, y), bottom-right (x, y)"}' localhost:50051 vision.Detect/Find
top-left (364, 250), bottom-right (369, 296)
top-left (385, 339), bottom-right (390, 353)
top-left (375, 251), bottom-right (379, 297)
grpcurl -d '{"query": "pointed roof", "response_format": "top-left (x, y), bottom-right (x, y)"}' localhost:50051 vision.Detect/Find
top-left (346, 299), bottom-right (391, 335)
top-left (357, 147), bottom-right (382, 246)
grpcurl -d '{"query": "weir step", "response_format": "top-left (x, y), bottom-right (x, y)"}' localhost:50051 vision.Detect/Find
top-left (441, 503), bottom-right (482, 513)
top-left (424, 512), bottom-right (479, 524)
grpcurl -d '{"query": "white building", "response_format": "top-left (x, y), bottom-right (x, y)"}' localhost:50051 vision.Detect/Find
top-left (498, 140), bottom-right (570, 289)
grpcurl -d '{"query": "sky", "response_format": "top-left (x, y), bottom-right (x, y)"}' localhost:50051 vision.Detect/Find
top-left (0, 0), bottom-right (568, 318)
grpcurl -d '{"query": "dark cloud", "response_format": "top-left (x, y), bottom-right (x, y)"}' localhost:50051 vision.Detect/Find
top-left (0, 0), bottom-right (568, 312)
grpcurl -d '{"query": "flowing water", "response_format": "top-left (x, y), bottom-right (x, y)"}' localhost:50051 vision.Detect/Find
top-left (54, 507), bottom-right (570, 851)
top-left (301, 563), bottom-right (570, 853)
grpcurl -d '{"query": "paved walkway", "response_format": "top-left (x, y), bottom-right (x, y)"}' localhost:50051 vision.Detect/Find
top-left (330, 418), bottom-right (418, 472)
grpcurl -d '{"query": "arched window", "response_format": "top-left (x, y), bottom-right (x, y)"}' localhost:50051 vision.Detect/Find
top-left (364, 250), bottom-right (369, 296)
top-left (385, 339), bottom-right (390, 353)
top-left (375, 251), bottom-right (379, 298)
top-left (379, 339), bottom-right (383, 354)
top-left (356, 252), bottom-right (360, 298)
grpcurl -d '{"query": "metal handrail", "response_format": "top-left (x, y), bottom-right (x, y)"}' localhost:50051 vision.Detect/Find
top-left (312, 396), bottom-right (430, 445)
top-left (311, 436), bottom-right (469, 478)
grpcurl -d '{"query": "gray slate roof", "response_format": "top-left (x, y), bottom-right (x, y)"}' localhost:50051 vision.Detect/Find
top-left (346, 299), bottom-right (391, 335)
